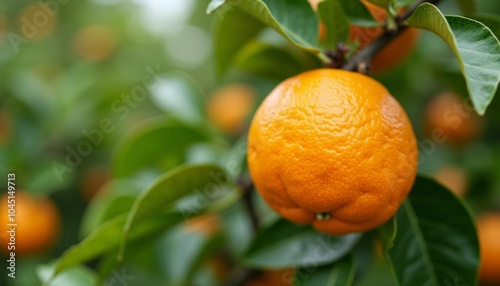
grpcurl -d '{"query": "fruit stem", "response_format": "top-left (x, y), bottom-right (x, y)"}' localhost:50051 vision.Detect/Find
top-left (342, 0), bottom-right (442, 72)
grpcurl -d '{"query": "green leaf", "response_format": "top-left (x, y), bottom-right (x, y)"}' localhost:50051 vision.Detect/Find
top-left (244, 218), bottom-right (362, 268)
top-left (365, 0), bottom-right (391, 8)
top-left (37, 263), bottom-right (97, 286)
top-left (406, 3), bottom-right (500, 115)
top-left (318, 0), bottom-right (350, 48)
top-left (112, 119), bottom-right (210, 177)
top-left (48, 212), bottom-right (185, 283)
top-left (233, 41), bottom-right (311, 81)
top-left (470, 14), bottom-right (500, 39)
top-left (454, 0), bottom-right (475, 15)
top-left (338, 0), bottom-right (379, 27)
top-left (384, 176), bottom-right (479, 286)
top-left (378, 217), bottom-right (397, 250)
top-left (212, 7), bottom-right (265, 75)
top-left (119, 164), bottom-right (237, 258)
top-left (294, 253), bottom-right (356, 286)
top-left (227, 0), bottom-right (321, 53)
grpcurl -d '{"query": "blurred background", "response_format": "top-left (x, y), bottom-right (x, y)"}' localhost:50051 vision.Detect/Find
top-left (0, 0), bottom-right (499, 285)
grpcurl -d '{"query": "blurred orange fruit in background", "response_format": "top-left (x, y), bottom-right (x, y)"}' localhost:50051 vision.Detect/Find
top-left (73, 25), bottom-right (117, 62)
top-left (434, 166), bottom-right (469, 197)
top-left (0, 191), bottom-right (61, 256)
top-left (477, 213), bottom-right (500, 284)
top-left (18, 3), bottom-right (57, 41)
top-left (207, 84), bottom-right (255, 135)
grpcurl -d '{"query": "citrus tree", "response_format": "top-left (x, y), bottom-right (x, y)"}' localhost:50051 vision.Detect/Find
top-left (2, 0), bottom-right (500, 285)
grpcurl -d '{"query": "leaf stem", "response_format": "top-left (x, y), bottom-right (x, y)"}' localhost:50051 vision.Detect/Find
top-left (342, 0), bottom-right (442, 71)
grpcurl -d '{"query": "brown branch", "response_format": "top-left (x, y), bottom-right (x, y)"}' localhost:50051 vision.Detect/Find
top-left (341, 0), bottom-right (443, 72)
top-left (237, 175), bottom-right (259, 231)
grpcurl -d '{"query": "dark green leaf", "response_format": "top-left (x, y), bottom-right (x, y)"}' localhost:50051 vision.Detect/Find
top-left (294, 253), bottom-right (356, 286)
top-left (318, 0), bottom-right (350, 48)
top-left (365, 0), bottom-right (391, 8)
top-left (407, 3), bottom-right (500, 115)
top-left (378, 217), bottom-right (397, 250)
top-left (119, 164), bottom-right (237, 258)
top-left (233, 41), bottom-right (309, 80)
top-left (385, 176), bottom-right (479, 286)
top-left (112, 119), bottom-right (210, 177)
top-left (338, 0), bottom-right (379, 27)
top-left (244, 218), bottom-right (362, 268)
top-left (212, 7), bottom-right (265, 75)
top-left (228, 0), bottom-right (321, 53)
top-left (470, 13), bottom-right (500, 39)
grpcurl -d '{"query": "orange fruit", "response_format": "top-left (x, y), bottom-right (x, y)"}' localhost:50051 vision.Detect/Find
top-left (183, 214), bottom-right (220, 238)
top-left (434, 166), bottom-right (469, 197)
top-left (309, 0), bottom-right (419, 72)
top-left (245, 268), bottom-right (294, 286)
top-left (207, 84), bottom-right (256, 135)
top-left (424, 92), bottom-right (484, 145)
top-left (73, 25), bottom-right (117, 62)
top-left (0, 191), bottom-right (61, 256)
top-left (81, 166), bottom-right (109, 201)
top-left (18, 3), bottom-right (57, 41)
top-left (247, 69), bottom-right (417, 235)
top-left (477, 213), bottom-right (500, 284)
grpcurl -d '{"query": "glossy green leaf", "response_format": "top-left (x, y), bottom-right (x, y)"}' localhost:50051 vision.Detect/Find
top-left (244, 219), bottom-right (362, 268)
top-left (471, 14), bottom-right (500, 39)
top-left (48, 212), bottom-right (186, 283)
top-left (385, 176), bottom-right (479, 286)
top-left (80, 179), bottom-right (141, 238)
top-left (294, 253), bottom-right (356, 286)
top-left (119, 164), bottom-right (237, 258)
top-left (112, 119), bottom-right (210, 177)
top-left (318, 0), bottom-right (349, 48)
top-left (338, 0), bottom-right (379, 27)
top-left (206, 0), bottom-right (225, 13)
top-left (378, 217), bottom-right (397, 250)
top-left (225, 0), bottom-right (321, 53)
top-left (454, 0), bottom-right (475, 15)
top-left (407, 3), bottom-right (500, 115)
top-left (212, 7), bottom-right (265, 75)
top-left (233, 41), bottom-right (310, 81)
top-left (37, 263), bottom-right (97, 286)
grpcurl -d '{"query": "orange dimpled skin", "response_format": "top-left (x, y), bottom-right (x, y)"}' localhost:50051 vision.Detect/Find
top-left (477, 213), bottom-right (500, 284)
top-left (0, 191), bottom-right (60, 256)
top-left (247, 69), bottom-right (418, 235)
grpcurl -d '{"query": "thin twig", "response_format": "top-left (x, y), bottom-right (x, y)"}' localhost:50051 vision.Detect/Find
top-left (342, 0), bottom-right (443, 71)
top-left (237, 176), bottom-right (259, 231)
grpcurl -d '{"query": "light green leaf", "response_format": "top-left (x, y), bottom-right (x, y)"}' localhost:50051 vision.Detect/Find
top-left (119, 164), bottom-right (237, 258)
top-left (227, 0), bottom-right (321, 53)
top-left (112, 119), bottom-right (210, 177)
top-left (294, 254), bottom-right (356, 286)
top-left (37, 263), bottom-right (97, 286)
top-left (365, 0), bottom-right (391, 8)
top-left (407, 3), bottom-right (500, 115)
top-left (384, 176), bottom-right (479, 286)
top-left (318, 0), bottom-right (350, 48)
top-left (212, 7), bottom-right (265, 75)
top-left (244, 218), bottom-right (362, 268)
top-left (207, 0), bottom-right (226, 14)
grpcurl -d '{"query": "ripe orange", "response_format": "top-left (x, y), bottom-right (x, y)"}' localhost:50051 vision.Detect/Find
top-left (434, 166), bottom-right (469, 197)
top-left (73, 25), bottom-right (117, 62)
top-left (207, 84), bottom-right (256, 135)
top-left (183, 214), bottom-right (220, 237)
top-left (247, 69), bottom-right (417, 235)
top-left (424, 92), bottom-right (484, 145)
top-left (245, 268), bottom-right (294, 286)
top-left (477, 213), bottom-right (500, 284)
top-left (0, 191), bottom-right (61, 256)
top-left (309, 0), bottom-right (419, 73)
top-left (81, 166), bottom-right (109, 201)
